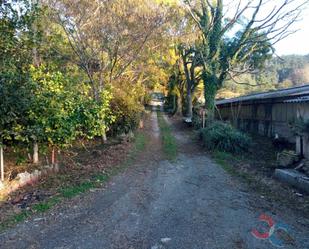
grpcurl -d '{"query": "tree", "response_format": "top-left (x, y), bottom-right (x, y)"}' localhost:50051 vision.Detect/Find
top-left (0, 1), bottom-right (116, 168)
top-left (218, 54), bottom-right (309, 98)
top-left (47, 0), bottom-right (169, 98)
top-left (184, 0), bottom-right (308, 121)
top-left (166, 61), bottom-right (186, 115)
top-left (179, 44), bottom-right (202, 118)
top-left (0, 0), bottom-right (40, 166)
top-left (27, 65), bottom-right (113, 163)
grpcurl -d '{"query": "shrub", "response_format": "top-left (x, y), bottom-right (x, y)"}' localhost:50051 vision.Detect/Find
top-left (192, 111), bottom-right (202, 129)
top-left (199, 121), bottom-right (251, 154)
top-left (109, 81), bottom-right (145, 135)
top-left (192, 104), bottom-right (205, 129)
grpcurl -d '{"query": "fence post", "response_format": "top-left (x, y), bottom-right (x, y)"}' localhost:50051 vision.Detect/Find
top-left (202, 110), bottom-right (206, 128)
top-left (0, 145), bottom-right (4, 182)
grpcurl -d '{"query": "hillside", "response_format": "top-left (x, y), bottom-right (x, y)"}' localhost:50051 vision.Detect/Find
top-left (217, 54), bottom-right (309, 99)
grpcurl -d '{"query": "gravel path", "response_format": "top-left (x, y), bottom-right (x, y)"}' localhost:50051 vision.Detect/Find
top-left (0, 112), bottom-right (308, 249)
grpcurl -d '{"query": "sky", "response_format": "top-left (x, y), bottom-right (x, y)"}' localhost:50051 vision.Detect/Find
top-left (257, 0), bottom-right (309, 56)
top-left (274, 6), bottom-right (309, 55)
top-left (223, 0), bottom-right (309, 56)
top-left (8, 0), bottom-right (309, 55)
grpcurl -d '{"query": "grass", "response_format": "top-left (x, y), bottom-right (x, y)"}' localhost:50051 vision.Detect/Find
top-left (212, 148), bottom-right (309, 217)
top-left (157, 112), bottom-right (177, 161)
top-left (213, 151), bottom-right (254, 184)
top-left (134, 132), bottom-right (147, 152)
top-left (94, 174), bottom-right (110, 182)
top-left (12, 211), bottom-right (31, 223)
top-left (0, 131), bottom-right (147, 232)
top-left (212, 151), bottom-right (273, 197)
top-left (60, 181), bottom-right (97, 198)
top-left (32, 196), bottom-right (61, 213)
top-left (112, 132), bottom-right (146, 173)
top-left (0, 210), bottom-right (31, 231)
top-left (57, 133), bottom-right (146, 201)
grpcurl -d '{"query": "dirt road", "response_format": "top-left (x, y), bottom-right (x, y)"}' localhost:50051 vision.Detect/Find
top-left (0, 112), bottom-right (308, 249)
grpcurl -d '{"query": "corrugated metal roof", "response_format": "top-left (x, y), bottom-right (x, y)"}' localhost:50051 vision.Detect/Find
top-left (284, 96), bottom-right (309, 103)
top-left (216, 84), bottom-right (309, 105)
